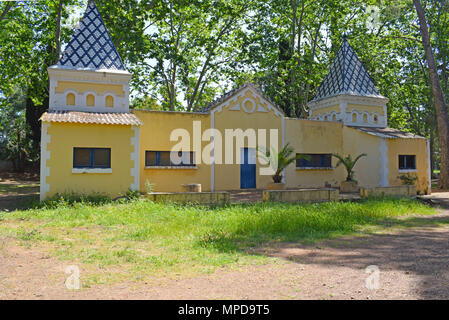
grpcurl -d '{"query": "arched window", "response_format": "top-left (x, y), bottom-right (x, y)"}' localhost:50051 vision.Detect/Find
top-left (363, 114), bottom-right (368, 123)
top-left (323, 115), bottom-right (327, 121)
top-left (332, 114), bottom-right (337, 121)
top-left (86, 94), bottom-right (95, 107)
top-left (105, 95), bottom-right (114, 108)
top-left (352, 113), bottom-right (357, 122)
top-left (374, 114), bottom-right (378, 123)
top-left (66, 93), bottom-right (75, 106)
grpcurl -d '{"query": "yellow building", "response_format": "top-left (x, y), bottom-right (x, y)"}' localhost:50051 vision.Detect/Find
top-left (40, 2), bottom-right (431, 200)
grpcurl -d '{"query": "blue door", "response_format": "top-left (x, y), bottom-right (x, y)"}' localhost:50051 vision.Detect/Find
top-left (240, 148), bottom-right (256, 189)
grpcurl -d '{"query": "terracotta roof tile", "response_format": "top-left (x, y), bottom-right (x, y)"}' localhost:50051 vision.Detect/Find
top-left (40, 110), bottom-right (142, 126)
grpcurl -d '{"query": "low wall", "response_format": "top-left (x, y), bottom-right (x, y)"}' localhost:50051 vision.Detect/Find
top-left (262, 188), bottom-right (339, 203)
top-left (360, 185), bottom-right (417, 198)
top-left (146, 191), bottom-right (230, 205)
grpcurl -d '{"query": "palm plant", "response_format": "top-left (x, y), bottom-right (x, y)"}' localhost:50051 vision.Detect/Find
top-left (259, 143), bottom-right (308, 183)
top-left (332, 153), bottom-right (367, 182)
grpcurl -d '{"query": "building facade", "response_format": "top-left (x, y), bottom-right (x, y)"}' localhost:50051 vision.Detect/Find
top-left (40, 1), bottom-right (431, 200)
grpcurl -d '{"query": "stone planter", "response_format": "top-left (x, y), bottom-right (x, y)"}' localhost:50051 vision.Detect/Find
top-left (181, 183), bottom-right (202, 192)
top-left (266, 182), bottom-right (285, 190)
top-left (340, 180), bottom-right (358, 193)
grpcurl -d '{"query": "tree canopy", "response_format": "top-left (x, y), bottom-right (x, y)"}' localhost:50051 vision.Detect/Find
top-left (0, 0), bottom-right (448, 176)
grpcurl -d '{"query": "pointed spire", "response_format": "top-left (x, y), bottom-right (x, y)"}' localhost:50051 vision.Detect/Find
top-left (56, 0), bottom-right (125, 71)
top-left (311, 37), bottom-right (383, 102)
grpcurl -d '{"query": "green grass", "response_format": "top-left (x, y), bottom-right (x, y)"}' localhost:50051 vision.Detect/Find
top-left (0, 197), bottom-right (437, 284)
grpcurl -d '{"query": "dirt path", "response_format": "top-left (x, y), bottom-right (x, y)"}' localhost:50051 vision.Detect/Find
top-left (1, 210), bottom-right (449, 300)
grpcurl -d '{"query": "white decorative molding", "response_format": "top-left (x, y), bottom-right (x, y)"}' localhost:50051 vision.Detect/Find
top-left (212, 85), bottom-right (284, 118)
top-left (48, 67), bottom-right (130, 113)
top-left (130, 126), bottom-right (140, 191)
top-left (144, 166), bottom-right (198, 170)
top-left (64, 89), bottom-right (79, 107)
top-left (104, 92), bottom-right (116, 108)
top-left (309, 94), bottom-right (388, 128)
top-left (398, 169), bottom-right (417, 173)
top-left (40, 123), bottom-right (51, 201)
top-left (229, 104), bottom-right (240, 111)
top-left (257, 105), bottom-right (268, 112)
top-left (308, 94), bottom-right (389, 110)
top-left (241, 98), bottom-right (256, 113)
top-left (379, 138), bottom-right (389, 187)
top-left (72, 168), bottom-right (112, 174)
top-left (211, 109), bottom-right (216, 191)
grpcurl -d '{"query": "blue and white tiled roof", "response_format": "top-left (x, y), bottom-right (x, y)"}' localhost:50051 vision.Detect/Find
top-left (57, 0), bottom-right (125, 71)
top-left (311, 38), bottom-right (384, 102)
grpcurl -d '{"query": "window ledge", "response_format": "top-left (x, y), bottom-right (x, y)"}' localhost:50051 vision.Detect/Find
top-left (398, 169), bottom-right (417, 173)
top-left (72, 168), bottom-right (112, 174)
top-left (296, 167), bottom-right (333, 170)
top-left (144, 166), bottom-right (198, 170)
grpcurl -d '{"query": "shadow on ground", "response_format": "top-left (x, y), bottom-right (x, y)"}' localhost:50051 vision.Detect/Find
top-left (0, 180), bottom-right (39, 211)
top-left (249, 212), bottom-right (449, 299)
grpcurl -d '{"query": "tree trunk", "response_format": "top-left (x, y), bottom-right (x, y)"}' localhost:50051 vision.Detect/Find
top-left (414, 0), bottom-right (449, 189)
top-left (0, 2), bottom-right (13, 22)
top-left (54, 0), bottom-right (63, 63)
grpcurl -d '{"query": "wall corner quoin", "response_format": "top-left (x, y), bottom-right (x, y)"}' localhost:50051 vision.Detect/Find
top-left (40, 122), bottom-right (51, 201)
top-left (130, 126), bottom-right (141, 191)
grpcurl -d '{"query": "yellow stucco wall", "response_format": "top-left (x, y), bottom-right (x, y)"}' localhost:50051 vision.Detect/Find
top-left (213, 89), bottom-right (283, 190)
top-left (387, 138), bottom-right (430, 194)
top-left (44, 122), bottom-right (135, 198)
top-left (342, 127), bottom-right (382, 188)
top-left (42, 87), bottom-right (431, 197)
top-left (285, 119), bottom-right (346, 188)
top-left (55, 81), bottom-right (125, 96)
top-left (135, 110), bottom-right (212, 192)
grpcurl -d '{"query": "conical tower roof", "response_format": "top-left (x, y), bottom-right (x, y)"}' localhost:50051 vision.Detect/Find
top-left (311, 38), bottom-right (384, 102)
top-left (56, 0), bottom-right (125, 71)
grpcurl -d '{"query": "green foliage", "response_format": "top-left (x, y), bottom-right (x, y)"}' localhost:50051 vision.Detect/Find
top-left (1, 0), bottom-right (449, 172)
top-left (398, 173), bottom-right (418, 185)
top-left (0, 198), bottom-right (435, 278)
top-left (0, 88), bottom-right (35, 171)
top-left (332, 153), bottom-right (367, 182)
top-left (258, 143), bottom-right (308, 183)
top-left (131, 96), bottom-right (163, 110)
top-left (39, 192), bottom-right (112, 209)
top-left (124, 189), bottom-right (141, 200)
top-left (144, 179), bottom-right (156, 193)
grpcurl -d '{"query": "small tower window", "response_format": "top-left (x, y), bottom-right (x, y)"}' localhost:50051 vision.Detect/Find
top-left (66, 93), bottom-right (75, 106)
top-left (352, 113), bottom-right (357, 122)
top-left (374, 114), bottom-right (378, 123)
top-left (86, 94), bottom-right (95, 107)
top-left (363, 114), bottom-right (368, 123)
top-left (105, 95), bottom-right (114, 108)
